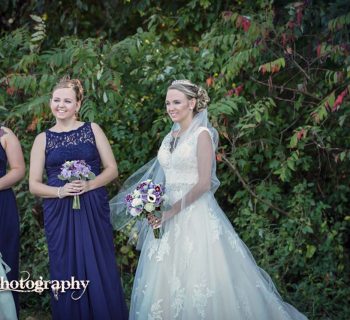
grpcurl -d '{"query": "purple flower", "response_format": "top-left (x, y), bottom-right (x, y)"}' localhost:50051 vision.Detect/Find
top-left (125, 179), bottom-right (165, 218)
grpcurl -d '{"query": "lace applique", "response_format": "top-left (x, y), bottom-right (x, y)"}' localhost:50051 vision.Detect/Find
top-left (147, 240), bottom-right (157, 261)
top-left (174, 223), bottom-right (180, 240)
top-left (157, 134), bottom-right (172, 168)
top-left (183, 207), bottom-right (193, 225)
top-left (184, 203), bottom-right (195, 213)
top-left (147, 232), bottom-right (170, 262)
top-left (133, 276), bottom-right (146, 297)
top-left (225, 228), bottom-right (246, 258)
top-left (277, 305), bottom-right (293, 320)
top-left (177, 143), bottom-right (192, 158)
top-left (236, 290), bottom-right (254, 319)
top-left (208, 208), bottom-right (223, 242)
top-left (192, 276), bottom-right (214, 319)
top-left (46, 122), bottom-right (95, 152)
top-left (158, 131), bottom-right (199, 186)
top-left (148, 299), bottom-right (164, 320)
top-left (169, 272), bottom-right (185, 318)
top-left (178, 236), bottom-right (194, 269)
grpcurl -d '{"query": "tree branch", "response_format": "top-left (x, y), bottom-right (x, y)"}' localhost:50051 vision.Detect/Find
top-left (250, 76), bottom-right (321, 101)
top-left (222, 154), bottom-right (289, 216)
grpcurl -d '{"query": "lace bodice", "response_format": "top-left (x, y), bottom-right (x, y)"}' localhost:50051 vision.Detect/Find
top-left (157, 127), bottom-right (211, 204)
top-left (45, 122), bottom-right (101, 186)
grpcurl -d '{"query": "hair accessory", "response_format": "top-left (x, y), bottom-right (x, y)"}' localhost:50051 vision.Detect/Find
top-left (171, 80), bottom-right (196, 86)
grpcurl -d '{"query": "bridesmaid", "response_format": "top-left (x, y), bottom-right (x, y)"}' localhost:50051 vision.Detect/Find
top-left (0, 125), bottom-right (25, 316)
top-left (29, 77), bottom-right (128, 319)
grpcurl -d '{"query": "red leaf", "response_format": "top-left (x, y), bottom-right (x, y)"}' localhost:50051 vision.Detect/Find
top-left (206, 76), bottom-right (214, 87)
top-left (234, 84), bottom-right (244, 96)
top-left (297, 128), bottom-right (305, 141)
top-left (242, 17), bottom-right (251, 32)
top-left (296, 8), bottom-right (303, 26)
top-left (332, 88), bottom-right (348, 111)
top-left (216, 153), bottom-right (223, 162)
top-left (316, 44), bottom-right (322, 57)
top-left (271, 65), bottom-right (280, 74)
top-left (287, 20), bottom-right (295, 29)
top-left (27, 117), bottom-right (39, 132)
top-left (6, 87), bottom-right (15, 96)
top-left (225, 89), bottom-right (234, 97)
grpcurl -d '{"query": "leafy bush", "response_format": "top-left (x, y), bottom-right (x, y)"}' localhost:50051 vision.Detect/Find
top-left (1, 1), bottom-right (349, 318)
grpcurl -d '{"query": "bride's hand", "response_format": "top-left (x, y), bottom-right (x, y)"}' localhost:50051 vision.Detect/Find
top-left (147, 214), bottom-right (161, 229)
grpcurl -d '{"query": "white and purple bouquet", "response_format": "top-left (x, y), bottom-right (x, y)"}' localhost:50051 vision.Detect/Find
top-left (125, 179), bottom-right (165, 238)
top-left (58, 160), bottom-right (96, 209)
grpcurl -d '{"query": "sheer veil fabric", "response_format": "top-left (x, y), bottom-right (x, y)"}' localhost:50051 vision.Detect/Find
top-left (110, 108), bottom-right (308, 319)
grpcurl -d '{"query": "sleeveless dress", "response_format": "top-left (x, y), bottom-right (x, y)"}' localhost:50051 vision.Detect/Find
top-left (44, 122), bottom-right (128, 320)
top-left (0, 133), bottom-right (19, 317)
top-left (129, 127), bottom-right (308, 320)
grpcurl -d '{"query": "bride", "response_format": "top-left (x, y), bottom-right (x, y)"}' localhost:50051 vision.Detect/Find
top-left (111, 80), bottom-right (308, 320)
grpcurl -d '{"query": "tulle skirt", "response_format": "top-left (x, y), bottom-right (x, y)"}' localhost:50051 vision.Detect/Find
top-left (0, 255), bottom-right (17, 320)
top-left (129, 193), bottom-right (308, 320)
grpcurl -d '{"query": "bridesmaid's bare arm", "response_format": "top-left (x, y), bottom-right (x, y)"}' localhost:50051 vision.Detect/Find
top-left (83, 122), bottom-right (118, 191)
top-left (0, 127), bottom-right (25, 190)
top-left (29, 132), bottom-right (57, 198)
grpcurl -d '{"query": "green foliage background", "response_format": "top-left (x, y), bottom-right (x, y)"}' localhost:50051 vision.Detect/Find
top-left (1, 0), bottom-right (350, 319)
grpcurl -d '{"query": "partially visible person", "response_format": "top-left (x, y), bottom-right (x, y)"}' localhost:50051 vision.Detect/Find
top-left (0, 253), bottom-right (18, 320)
top-left (0, 125), bottom-right (25, 317)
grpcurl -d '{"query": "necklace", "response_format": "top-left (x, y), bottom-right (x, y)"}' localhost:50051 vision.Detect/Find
top-left (170, 130), bottom-right (181, 153)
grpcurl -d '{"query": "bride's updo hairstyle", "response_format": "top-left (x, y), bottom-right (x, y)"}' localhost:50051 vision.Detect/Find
top-left (52, 76), bottom-right (84, 102)
top-left (168, 80), bottom-right (210, 114)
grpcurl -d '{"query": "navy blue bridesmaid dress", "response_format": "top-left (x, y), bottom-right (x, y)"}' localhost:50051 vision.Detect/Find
top-left (43, 122), bottom-right (128, 320)
top-left (0, 133), bottom-right (20, 315)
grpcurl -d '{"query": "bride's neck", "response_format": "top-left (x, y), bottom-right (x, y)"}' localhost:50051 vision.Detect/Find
top-left (178, 116), bottom-right (193, 133)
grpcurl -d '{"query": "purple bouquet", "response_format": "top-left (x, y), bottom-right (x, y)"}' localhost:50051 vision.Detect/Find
top-left (125, 179), bottom-right (165, 238)
top-left (58, 160), bottom-right (96, 209)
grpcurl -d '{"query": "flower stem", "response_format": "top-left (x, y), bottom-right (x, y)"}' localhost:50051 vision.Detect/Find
top-left (73, 195), bottom-right (80, 209)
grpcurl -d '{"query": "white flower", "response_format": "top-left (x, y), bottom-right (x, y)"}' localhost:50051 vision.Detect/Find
top-left (130, 208), bottom-right (140, 217)
top-left (131, 198), bottom-right (143, 207)
top-left (147, 194), bottom-right (156, 203)
top-left (133, 190), bottom-right (141, 197)
top-left (148, 188), bottom-right (155, 195)
top-left (144, 203), bottom-right (155, 213)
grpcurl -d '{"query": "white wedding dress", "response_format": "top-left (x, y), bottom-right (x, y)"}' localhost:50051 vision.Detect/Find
top-left (129, 127), bottom-right (308, 320)
top-left (0, 253), bottom-right (17, 320)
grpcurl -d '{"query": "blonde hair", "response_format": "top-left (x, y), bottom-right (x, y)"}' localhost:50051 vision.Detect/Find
top-left (52, 76), bottom-right (84, 102)
top-left (168, 80), bottom-right (210, 113)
